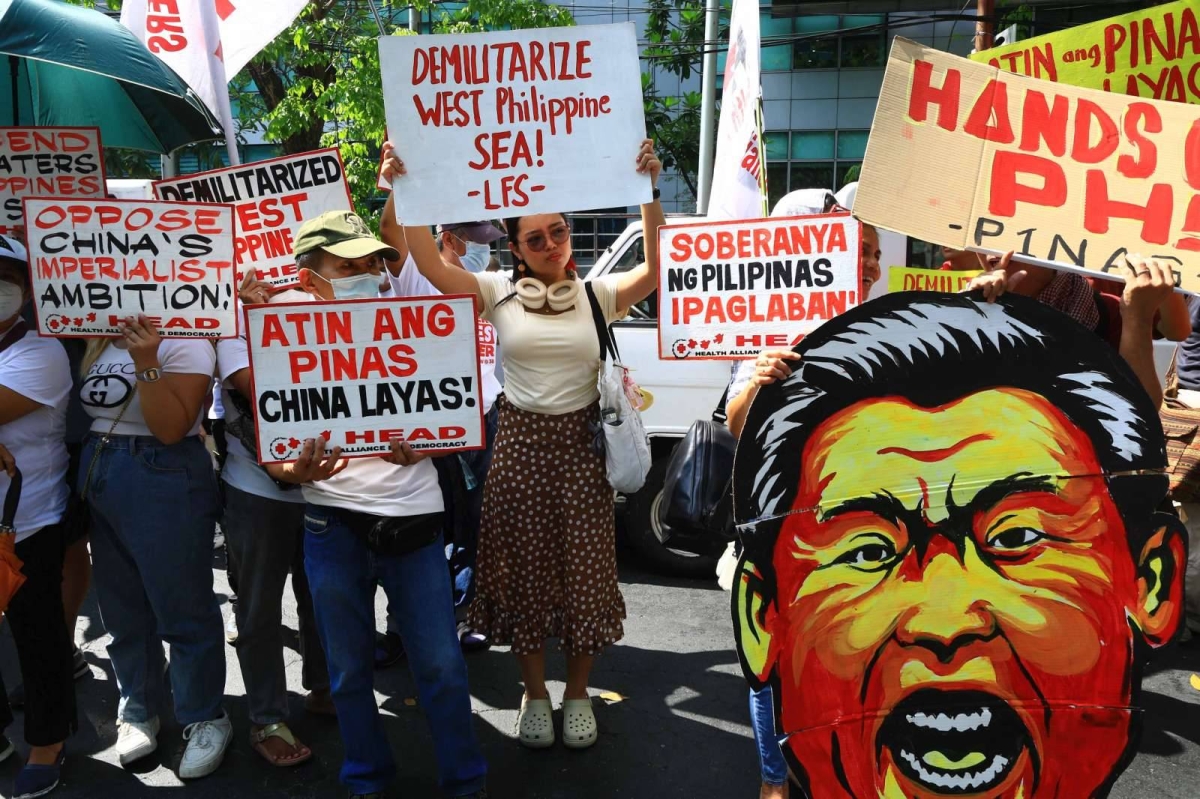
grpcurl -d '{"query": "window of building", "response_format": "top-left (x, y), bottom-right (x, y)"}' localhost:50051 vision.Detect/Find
top-left (764, 129), bottom-right (869, 211)
top-left (758, 6), bottom-right (886, 71)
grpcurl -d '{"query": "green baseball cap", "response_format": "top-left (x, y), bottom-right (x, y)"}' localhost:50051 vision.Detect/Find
top-left (293, 210), bottom-right (400, 262)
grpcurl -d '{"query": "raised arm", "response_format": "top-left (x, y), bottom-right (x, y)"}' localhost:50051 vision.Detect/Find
top-left (615, 139), bottom-right (664, 311)
top-left (379, 191), bottom-right (411, 278)
top-left (1120, 257), bottom-right (1173, 406)
top-left (1157, 290), bottom-right (1192, 342)
top-left (381, 141), bottom-right (483, 303)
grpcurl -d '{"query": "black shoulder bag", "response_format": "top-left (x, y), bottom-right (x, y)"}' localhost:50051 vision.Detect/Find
top-left (657, 385), bottom-right (737, 536)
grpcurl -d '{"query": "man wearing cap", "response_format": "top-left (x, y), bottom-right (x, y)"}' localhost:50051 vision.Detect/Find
top-left (379, 200), bottom-right (504, 654)
top-left (263, 211), bottom-right (489, 799)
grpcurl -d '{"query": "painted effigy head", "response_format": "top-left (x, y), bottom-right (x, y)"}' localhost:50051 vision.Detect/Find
top-left (732, 292), bottom-right (1186, 799)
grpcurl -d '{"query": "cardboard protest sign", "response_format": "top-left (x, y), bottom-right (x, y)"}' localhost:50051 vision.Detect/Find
top-left (378, 23), bottom-right (652, 226)
top-left (855, 38), bottom-right (1200, 294)
top-left (731, 291), bottom-right (1184, 798)
top-left (245, 296), bottom-right (484, 463)
top-left (973, 1), bottom-right (1200, 103)
top-left (22, 198), bottom-right (237, 338)
top-left (154, 149), bottom-right (352, 289)
top-left (1, 127), bottom-right (105, 240)
top-left (887, 266), bottom-right (981, 293)
top-left (657, 215), bottom-right (861, 360)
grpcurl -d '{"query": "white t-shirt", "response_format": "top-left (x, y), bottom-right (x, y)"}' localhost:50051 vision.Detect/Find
top-left (216, 335), bottom-right (305, 504)
top-left (477, 272), bottom-right (623, 415)
top-left (81, 340), bottom-right (216, 438)
top-left (0, 331), bottom-right (71, 542)
top-left (388, 257), bottom-right (501, 413)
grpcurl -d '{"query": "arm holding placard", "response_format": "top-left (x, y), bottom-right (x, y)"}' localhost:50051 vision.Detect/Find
top-left (120, 316), bottom-right (214, 446)
top-left (726, 351), bottom-right (802, 440)
top-left (379, 193), bottom-right (411, 277)
top-left (1120, 257), bottom-right (1174, 408)
top-left (264, 438), bottom-right (348, 485)
top-left (613, 140), bottom-right (664, 311)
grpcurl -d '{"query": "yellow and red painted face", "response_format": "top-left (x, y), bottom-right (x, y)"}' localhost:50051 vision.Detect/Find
top-left (768, 388), bottom-right (1146, 799)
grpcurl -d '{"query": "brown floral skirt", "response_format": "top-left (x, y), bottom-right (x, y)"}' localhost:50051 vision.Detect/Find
top-left (468, 395), bottom-right (626, 656)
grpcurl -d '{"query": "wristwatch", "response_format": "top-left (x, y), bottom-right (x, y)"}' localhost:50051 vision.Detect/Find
top-left (652, 187), bottom-right (662, 200)
top-left (136, 367), bottom-right (162, 383)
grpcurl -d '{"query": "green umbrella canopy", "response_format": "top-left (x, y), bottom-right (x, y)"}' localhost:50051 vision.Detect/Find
top-left (0, 0), bottom-right (221, 153)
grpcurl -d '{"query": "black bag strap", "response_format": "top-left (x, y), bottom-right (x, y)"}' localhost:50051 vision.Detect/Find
top-left (584, 281), bottom-right (620, 363)
top-left (713, 383), bottom-right (731, 425)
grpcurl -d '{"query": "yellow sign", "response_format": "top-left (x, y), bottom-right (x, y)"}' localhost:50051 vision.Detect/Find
top-left (888, 266), bottom-right (981, 293)
top-left (972, 1), bottom-right (1200, 103)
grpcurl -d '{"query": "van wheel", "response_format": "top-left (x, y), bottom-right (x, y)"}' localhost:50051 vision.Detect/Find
top-left (621, 457), bottom-right (718, 579)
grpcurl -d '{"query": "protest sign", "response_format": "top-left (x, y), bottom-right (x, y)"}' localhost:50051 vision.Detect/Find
top-left (245, 296), bottom-right (484, 462)
top-left (154, 148), bottom-right (353, 288)
top-left (1, 127), bottom-right (105, 240)
top-left (22, 198), bottom-right (237, 337)
top-left (708, 0), bottom-right (766, 220)
top-left (973, 1), bottom-right (1200, 104)
top-left (855, 38), bottom-right (1200, 294)
top-left (658, 215), bottom-right (861, 360)
top-left (887, 266), bottom-right (981, 293)
top-left (378, 23), bottom-right (652, 226)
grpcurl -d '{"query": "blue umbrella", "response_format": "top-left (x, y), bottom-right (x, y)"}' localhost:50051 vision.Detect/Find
top-left (0, 0), bottom-right (221, 153)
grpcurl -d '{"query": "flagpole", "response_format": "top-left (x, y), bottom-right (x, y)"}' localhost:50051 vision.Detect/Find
top-left (696, 0), bottom-right (719, 215)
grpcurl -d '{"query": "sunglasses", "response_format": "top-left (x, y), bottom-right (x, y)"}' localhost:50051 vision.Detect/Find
top-left (520, 224), bottom-right (571, 253)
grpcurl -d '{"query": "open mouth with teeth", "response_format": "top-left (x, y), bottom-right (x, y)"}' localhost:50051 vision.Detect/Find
top-left (876, 690), bottom-right (1034, 795)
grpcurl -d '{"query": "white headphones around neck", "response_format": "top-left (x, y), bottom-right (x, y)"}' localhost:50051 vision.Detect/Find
top-left (515, 277), bottom-right (580, 311)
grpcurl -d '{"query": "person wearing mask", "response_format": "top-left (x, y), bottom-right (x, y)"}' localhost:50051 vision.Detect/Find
top-left (265, 211), bottom-right (487, 799)
top-left (0, 235), bottom-right (76, 799)
top-left (384, 138), bottom-right (663, 750)
top-left (77, 312), bottom-right (228, 777)
top-left (379, 205), bottom-right (504, 652)
top-left (215, 274), bottom-right (333, 768)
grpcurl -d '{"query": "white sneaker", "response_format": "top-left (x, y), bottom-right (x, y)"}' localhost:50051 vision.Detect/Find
top-left (116, 717), bottom-right (160, 766)
top-left (178, 712), bottom-right (232, 779)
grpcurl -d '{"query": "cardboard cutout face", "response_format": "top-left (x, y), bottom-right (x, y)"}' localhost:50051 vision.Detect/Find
top-left (731, 292), bottom-right (1185, 799)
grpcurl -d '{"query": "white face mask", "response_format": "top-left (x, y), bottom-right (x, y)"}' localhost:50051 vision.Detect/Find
top-left (0, 281), bottom-right (23, 319)
top-left (312, 270), bottom-right (381, 300)
top-left (461, 242), bottom-right (491, 274)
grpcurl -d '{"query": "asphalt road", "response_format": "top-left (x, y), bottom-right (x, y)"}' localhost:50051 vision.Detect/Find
top-left (1, 543), bottom-right (1197, 799)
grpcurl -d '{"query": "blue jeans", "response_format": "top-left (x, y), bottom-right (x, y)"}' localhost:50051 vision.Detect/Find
top-left (442, 404), bottom-right (498, 613)
top-left (81, 434), bottom-right (225, 725)
top-left (303, 505), bottom-right (487, 796)
top-left (751, 685), bottom-right (788, 786)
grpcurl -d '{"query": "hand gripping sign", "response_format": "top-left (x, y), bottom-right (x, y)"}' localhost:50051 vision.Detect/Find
top-left (23, 198), bottom-right (237, 338)
top-left (657, 214), bottom-right (861, 359)
top-left (378, 22), bottom-right (652, 226)
top-left (245, 296), bottom-right (484, 463)
top-left (1, 127), bottom-right (105, 240)
top-left (154, 148), bottom-right (354, 289)
top-left (731, 291), bottom-right (1186, 799)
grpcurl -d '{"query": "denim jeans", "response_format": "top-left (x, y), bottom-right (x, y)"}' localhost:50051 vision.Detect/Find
top-left (750, 685), bottom-right (788, 786)
top-left (442, 404), bottom-right (498, 613)
top-left (303, 505), bottom-right (487, 796)
top-left (81, 434), bottom-right (225, 725)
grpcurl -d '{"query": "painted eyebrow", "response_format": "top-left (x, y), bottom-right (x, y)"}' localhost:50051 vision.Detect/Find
top-left (818, 473), bottom-right (1060, 524)
top-left (877, 432), bottom-right (994, 463)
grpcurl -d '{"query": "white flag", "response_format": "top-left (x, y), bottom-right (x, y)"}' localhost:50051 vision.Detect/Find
top-left (121, 0), bottom-right (238, 162)
top-left (217, 0), bottom-right (310, 79)
top-left (708, 0), bottom-right (765, 221)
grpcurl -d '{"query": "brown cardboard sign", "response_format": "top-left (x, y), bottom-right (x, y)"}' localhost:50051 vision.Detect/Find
top-left (855, 37), bottom-right (1200, 293)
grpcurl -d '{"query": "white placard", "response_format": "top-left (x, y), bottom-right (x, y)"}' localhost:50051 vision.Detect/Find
top-left (246, 296), bottom-right (485, 463)
top-left (1, 127), bottom-right (105, 240)
top-left (23, 198), bottom-right (238, 338)
top-left (657, 215), bottom-right (862, 359)
top-left (379, 23), bottom-right (652, 225)
top-left (154, 148), bottom-right (354, 288)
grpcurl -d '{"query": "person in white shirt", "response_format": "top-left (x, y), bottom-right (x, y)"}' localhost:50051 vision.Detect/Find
top-left (0, 235), bottom-right (75, 799)
top-left (379, 205), bottom-right (504, 653)
top-left (76, 315), bottom-right (228, 778)
top-left (264, 211), bottom-right (487, 799)
top-left (384, 137), bottom-right (664, 751)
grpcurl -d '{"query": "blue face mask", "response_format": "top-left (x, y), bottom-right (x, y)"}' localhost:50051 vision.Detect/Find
top-left (314, 270), bottom-right (381, 300)
top-left (461, 242), bottom-right (491, 274)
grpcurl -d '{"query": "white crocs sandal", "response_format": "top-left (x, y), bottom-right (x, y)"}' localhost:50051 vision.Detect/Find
top-left (517, 696), bottom-right (555, 749)
top-left (561, 698), bottom-right (598, 749)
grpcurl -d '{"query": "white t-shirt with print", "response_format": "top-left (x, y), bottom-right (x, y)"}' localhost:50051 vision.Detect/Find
top-left (477, 272), bottom-right (623, 415)
top-left (80, 340), bottom-right (216, 438)
top-left (387, 257), bottom-right (501, 413)
top-left (0, 331), bottom-right (71, 542)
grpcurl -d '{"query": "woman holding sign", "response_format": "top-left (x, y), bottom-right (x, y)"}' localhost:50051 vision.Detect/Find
top-left (76, 323), bottom-right (230, 779)
top-left (385, 137), bottom-right (663, 751)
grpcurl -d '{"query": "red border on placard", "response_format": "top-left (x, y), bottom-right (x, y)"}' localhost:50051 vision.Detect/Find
top-left (152, 147), bottom-right (355, 290)
top-left (655, 212), bottom-right (864, 361)
top-left (21, 196), bottom-right (240, 341)
top-left (244, 293), bottom-right (487, 465)
top-left (0, 126), bottom-right (107, 236)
